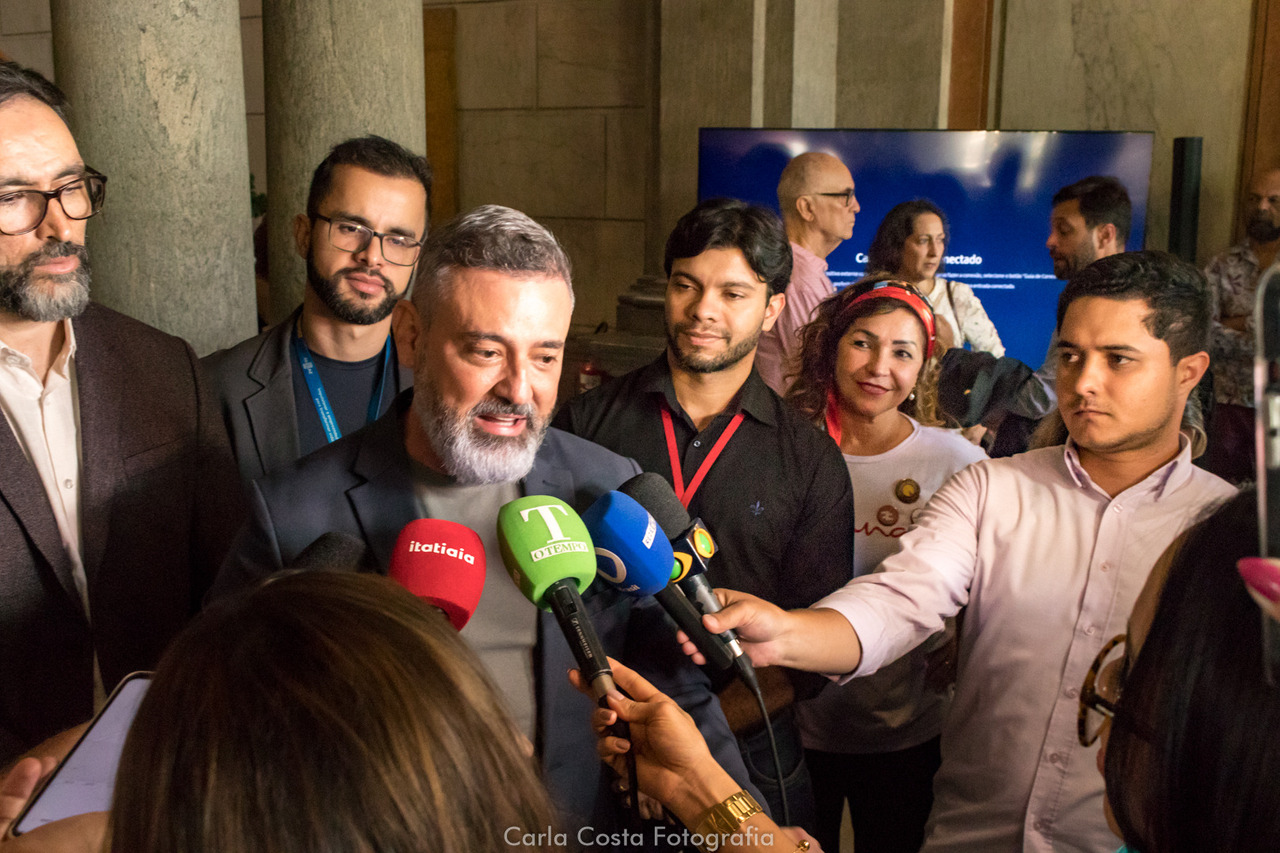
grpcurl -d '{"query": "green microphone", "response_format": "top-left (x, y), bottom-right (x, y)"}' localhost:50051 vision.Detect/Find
top-left (497, 496), bottom-right (615, 698)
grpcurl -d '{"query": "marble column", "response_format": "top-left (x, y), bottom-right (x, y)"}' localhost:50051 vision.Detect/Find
top-left (836, 0), bottom-right (950, 128)
top-left (262, 0), bottom-right (426, 323)
top-left (48, 0), bottom-right (255, 355)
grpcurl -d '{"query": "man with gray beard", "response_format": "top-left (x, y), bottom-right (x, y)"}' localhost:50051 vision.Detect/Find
top-left (212, 204), bottom-right (757, 839)
top-left (0, 61), bottom-right (243, 765)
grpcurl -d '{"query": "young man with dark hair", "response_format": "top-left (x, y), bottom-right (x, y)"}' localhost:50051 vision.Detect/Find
top-left (554, 197), bottom-right (855, 827)
top-left (1047, 176), bottom-right (1132, 280)
top-left (204, 135), bottom-right (431, 480)
top-left (0, 61), bottom-right (243, 764)
top-left (690, 250), bottom-right (1236, 853)
top-left (1008, 176), bottom-right (1136, 441)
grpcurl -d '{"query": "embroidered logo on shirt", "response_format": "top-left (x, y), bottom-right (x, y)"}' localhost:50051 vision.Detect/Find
top-left (749, 500), bottom-right (764, 516)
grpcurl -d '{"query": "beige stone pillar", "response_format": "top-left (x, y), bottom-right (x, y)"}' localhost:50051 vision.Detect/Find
top-left (835, 0), bottom-right (951, 128)
top-left (262, 0), bottom-right (426, 323)
top-left (656, 0), bottom-right (846, 247)
top-left (49, 0), bottom-right (256, 355)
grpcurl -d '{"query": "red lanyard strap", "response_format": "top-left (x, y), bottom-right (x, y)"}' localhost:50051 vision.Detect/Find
top-left (661, 404), bottom-right (745, 508)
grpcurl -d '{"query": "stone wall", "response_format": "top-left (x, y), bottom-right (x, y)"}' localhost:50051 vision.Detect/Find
top-left (998, 0), bottom-right (1255, 259)
top-left (430, 0), bottom-right (656, 331)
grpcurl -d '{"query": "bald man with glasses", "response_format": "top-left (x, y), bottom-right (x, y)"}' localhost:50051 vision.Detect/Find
top-left (756, 151), bottom-right (861, 394)
top-left (204, 136), bottom-right (431, 480)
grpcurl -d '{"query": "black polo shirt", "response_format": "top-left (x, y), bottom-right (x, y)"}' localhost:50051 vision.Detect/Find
top-left (552, 354), bottom-right (854, 611)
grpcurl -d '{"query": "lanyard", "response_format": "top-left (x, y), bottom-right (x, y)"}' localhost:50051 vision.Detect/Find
top-left (661, 403), bottom-right (744, 508)
top-left (292, 323), bottom-right (391, 444)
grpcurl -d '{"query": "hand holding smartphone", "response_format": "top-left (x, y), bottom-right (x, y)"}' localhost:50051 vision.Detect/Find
top-left (5, 673), bottom-right (150, 839)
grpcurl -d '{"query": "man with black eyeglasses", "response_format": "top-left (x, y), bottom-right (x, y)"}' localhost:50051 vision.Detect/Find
top-left (756, 151), bottom-right (859, 394)
top-left (204, 136), bottom-right (430, 480)
top-left (0, 61), bottom-right (243, 765)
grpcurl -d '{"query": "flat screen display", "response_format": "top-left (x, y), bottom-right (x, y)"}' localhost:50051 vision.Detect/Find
top-left (698, 129), bottom-right (1154, 365)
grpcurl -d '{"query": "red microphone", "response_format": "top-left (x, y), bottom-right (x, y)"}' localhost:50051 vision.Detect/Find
top-left (389, 519), bottom-right (486, 630)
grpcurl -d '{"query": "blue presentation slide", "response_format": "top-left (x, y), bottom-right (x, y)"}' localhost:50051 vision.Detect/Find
top-left (698, 129), bottom-right (1154, 366)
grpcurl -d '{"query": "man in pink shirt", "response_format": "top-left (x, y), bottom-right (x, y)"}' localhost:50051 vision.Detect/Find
top-left (687, 251), bottom-right (1236, 853)
top-left (756, 152), bottom-right (859, 393)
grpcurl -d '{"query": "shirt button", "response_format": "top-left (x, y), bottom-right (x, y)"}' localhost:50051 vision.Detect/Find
top-left (1112, 504), bottom-right (1123, 513)
top-left (692, 440), bottom-right (701, 447)
top-left (1085, 625), bottom-right (1096, 636)
top-left (1048, 752), bottom-right (1064, 765)
top-left (1033, 819), bottom-right (1048, 832)
top-left (1065, 686), bottom-right (1079, 699)
top-left (1101, 562), bottom-right (1111, 572)
top-left (63, 479), bottom-right (73, 489)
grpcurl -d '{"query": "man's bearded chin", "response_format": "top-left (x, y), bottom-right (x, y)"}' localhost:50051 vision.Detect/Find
top-left (414, 389), bottom-right (546, 485)
top-left (306, 255), bottom-right (398, 325)
top-left (1245, 213), bottom-right (1280, 244)
top-left (0, 242), bottom-right (91, 322)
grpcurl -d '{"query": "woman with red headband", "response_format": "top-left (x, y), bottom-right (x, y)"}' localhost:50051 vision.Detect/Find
top-left (787, 274), bottom-right (986, 853)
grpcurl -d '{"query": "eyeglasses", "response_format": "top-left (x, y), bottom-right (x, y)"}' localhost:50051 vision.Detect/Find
top-left (314, 215), bottom-right (423, 267)
top-left (1077, 634), bottom-right (1126, 747)
top-left (811, 189), bottom-right (857, 208)
top-left (0, 168), bottom-right (107, 236)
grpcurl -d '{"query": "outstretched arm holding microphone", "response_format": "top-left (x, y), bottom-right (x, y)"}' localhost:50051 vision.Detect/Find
top-left (570, 659), bottom-right (820, 853)
top-left (678, 590), bottom-right (864, 678)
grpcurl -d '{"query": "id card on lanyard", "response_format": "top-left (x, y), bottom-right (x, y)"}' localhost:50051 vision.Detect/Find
top-left (660, 402), bottom-right (744, 508)
top-left (292, 323), bottom-right (391, 443)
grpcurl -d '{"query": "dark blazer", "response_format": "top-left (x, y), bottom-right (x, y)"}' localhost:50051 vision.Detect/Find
top-left (0, 303), bottom-right (244, 764)
top-left (201, 305), bottom-right (414, 481)
top-left (213, 392), bottom-right (760, 830)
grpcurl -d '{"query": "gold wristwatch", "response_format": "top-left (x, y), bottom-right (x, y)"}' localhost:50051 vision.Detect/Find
top-left (693, 789), bottom-right (763, 850)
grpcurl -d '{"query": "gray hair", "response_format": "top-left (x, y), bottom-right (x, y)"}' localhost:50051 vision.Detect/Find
top-left (412, 205), bottom-right (573, 317)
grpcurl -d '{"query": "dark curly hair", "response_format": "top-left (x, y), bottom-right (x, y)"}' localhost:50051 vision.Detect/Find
top-left (787, 272), bottom-right (954, 430)
top-left (865, 199), bottom-right (949, 278)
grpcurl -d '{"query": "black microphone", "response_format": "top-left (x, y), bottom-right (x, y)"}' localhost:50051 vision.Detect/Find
top-left (288, 531), bottom-right (371, 571)
top-left (617, 473), bottom-right (757, 690)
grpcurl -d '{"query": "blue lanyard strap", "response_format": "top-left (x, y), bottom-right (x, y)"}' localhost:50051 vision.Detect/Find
top-left (292, 322), bottom-right (391, 444)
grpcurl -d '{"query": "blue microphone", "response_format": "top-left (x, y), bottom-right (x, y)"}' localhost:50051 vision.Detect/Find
top-left (581, 490), bottom-right (741, 673)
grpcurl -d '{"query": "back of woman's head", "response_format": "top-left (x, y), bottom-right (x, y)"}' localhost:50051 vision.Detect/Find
top-left (109, 571), bottom-right (560, 853)
top-left (1105, 488), bottom-right (1280, 853)
top-left (788, 272), bottom-right (953, 426)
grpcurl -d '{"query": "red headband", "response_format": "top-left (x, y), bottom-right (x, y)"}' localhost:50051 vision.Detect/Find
top-left (845, 283), bottom-right (938, 359)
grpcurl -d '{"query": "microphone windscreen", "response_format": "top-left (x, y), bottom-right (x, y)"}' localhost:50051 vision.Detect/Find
top-left (289, 532), bottom-right (370, 571)
top-left (496, 496), bottom-right (596, 610)
top-left (390, 519), bottom-right (486, 630)
top-left (617, 472), bottom-right (690, 538)
top-left (581, 491), bottom-right (676, 596)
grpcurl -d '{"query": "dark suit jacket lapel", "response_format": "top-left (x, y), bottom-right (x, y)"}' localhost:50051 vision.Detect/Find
top-left (243, 308), bottom-right (300, 479)
top-left (347, 405), bottom-right (418, 568)
top-left (0, 416), bottom-right (79, 601)
top-left (522, 442), bottom-right (575, 504)
top-left (73, 306), bottom-right (123, 590)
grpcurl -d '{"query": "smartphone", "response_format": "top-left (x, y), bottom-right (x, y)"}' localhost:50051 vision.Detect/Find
top-left (8, 672), bottom-right (150, 837)
top-left (1255, 263), bottom-right (1280, 684)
